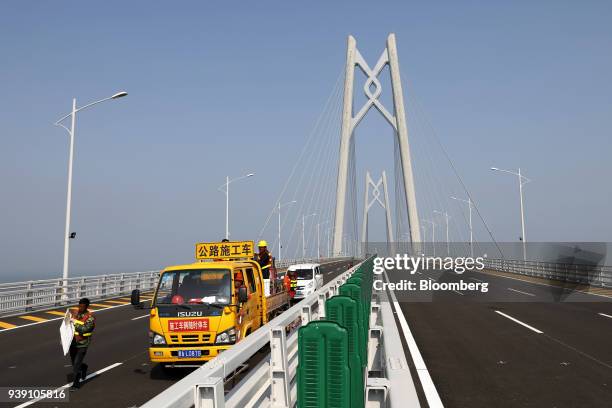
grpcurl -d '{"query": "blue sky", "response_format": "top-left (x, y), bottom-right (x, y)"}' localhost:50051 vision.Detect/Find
top-left (1, 1), bottom-right (611, 281)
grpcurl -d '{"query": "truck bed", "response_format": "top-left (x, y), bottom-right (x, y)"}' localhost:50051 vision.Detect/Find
top-left (265, 290), bottom-right (290, 315)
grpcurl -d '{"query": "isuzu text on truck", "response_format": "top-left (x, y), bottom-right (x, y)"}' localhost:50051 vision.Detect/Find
top-left (130, 240), bottom-right (289, 367)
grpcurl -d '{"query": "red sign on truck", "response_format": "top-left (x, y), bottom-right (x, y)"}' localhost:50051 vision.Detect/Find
top-left (168, 319), bottom-right (209, 332)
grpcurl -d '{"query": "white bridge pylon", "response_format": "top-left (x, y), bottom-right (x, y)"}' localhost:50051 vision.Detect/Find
top-left (361, 171), bottom-right (394, 254)
top-left (333, 33), bottom-right (421, 256)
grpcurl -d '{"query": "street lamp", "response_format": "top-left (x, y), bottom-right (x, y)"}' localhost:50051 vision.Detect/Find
top-left (302, 213), bottom-right (317, 259)
top-left (490, 167), bottom-right (531, 261)
top-left (316, 220), bottom-right (329, 259)
top-left (422, 219), bottom-right (436, 257)
top-left (434, 210), bottom-right (450, 255)
top-left (54, 91), bottom-right (128, 294)
top-left (451, 196), bottom-right (473, 258)
top-left (274, 200), bottom-right (296, 260)
top-left (219, 173), bottom-right (255, 239)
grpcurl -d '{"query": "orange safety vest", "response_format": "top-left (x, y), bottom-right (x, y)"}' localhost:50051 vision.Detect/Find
top-left (72, 311), bottom-right (95, 342)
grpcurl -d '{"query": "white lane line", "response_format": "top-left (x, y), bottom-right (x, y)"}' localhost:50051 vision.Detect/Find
top-left (384, 271), bottom-right (444, 408)
top-left (598, 313), bottom-right (612, 319)
top-left (453, 290), bottom-right (464, 296)
top-left (416, 271), bottom-right (422, 275)
top-left (507, 288), bottom-right (535, 297)
top-left (0, 300), bottom-right (151, 334)
top-left (131, 314), bottom-right (150, 320)
top-left (494, 310), bottom-right (543, 334)
top-left (473, 269), bottom-right (612, 299)
top-left (468, 277), bottom-right (484, 282)
top-left (14, 362), bottom-right (123, 407)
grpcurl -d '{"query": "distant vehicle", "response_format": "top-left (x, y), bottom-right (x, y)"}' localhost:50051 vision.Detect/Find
top-left (287, 263), bottom-right (323, 299)
top-left (131, 240), bottom-right (289, 368)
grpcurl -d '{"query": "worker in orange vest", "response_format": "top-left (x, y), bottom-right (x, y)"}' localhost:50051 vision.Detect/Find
top-left (69, 298), bottom-right (95, 390)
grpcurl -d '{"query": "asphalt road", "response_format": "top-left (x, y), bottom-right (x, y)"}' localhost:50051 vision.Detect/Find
top-left (386, 267), bottom-right (612, 408)
top-left (0, 259), bottom-right (354, 408)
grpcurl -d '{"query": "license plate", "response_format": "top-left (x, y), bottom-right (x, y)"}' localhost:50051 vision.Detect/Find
top-left (177, 350), bottom-right (201, 358)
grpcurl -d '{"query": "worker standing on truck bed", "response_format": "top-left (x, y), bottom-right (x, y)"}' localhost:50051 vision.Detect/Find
top-left (256, 240), bottom-right (272, 271)
top-left (69, 298), bottom-right (95, 390)
top-left (256, 240), bottom-right (276, 293)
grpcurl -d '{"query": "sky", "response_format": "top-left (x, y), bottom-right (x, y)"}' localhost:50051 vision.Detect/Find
top-left (1, 1), bottom-right (611, 281)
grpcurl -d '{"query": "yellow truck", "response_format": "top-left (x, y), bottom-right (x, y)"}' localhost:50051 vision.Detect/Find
top-left (130, 240), bottom-right (289, 366)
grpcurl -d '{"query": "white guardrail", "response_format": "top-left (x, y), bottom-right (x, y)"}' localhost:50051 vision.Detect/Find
top-left (0, 271), bottom-right (160, 317)
top-left (142, 257), bottom-right (420, 408)
top-left (484, 258), bottom-right (612, 288)
top-left (0, 257), bottom-right (349, 318)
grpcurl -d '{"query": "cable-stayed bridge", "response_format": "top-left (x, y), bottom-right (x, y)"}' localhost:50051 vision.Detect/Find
top-left (1, 33), bottom-right (611, 408)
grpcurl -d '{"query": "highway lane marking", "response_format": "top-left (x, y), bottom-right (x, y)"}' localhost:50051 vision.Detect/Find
top-left (468, 277), bottom-right (484, 282)
top-left (494, 310), bottom-right (543, 334)
top-left (103, 300), bottom-right (130, 305)
top-left (384, 271), bottom-right (444, 408)
top-left (598, 313), bottom-right (612, 319)
top-left (0, 300), bottom-right (151, 333)
top-left (474, 270), bottom-right (612, 299)
top-left (19, 315), bottom-right (48, 322)
top-left (14, 362), bottom-right (123, 408)
top-left (0, 321), bottom-right (16, 329)
top-left (453, 290), bottom-right (464, 296)
top-left (507, 288), bottom-right (535, 297)
top-left (132, 314), bottom-right (150, 320)
top-left (45, 310), bottom-right (68, 316)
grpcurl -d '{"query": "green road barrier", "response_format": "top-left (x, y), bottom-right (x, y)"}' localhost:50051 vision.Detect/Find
top-left (297, 321), bottom-right (351, 408)
top-left (297, 258), bottom-right (376, 408)
top-left (325, 296), bottom-right (365, 408)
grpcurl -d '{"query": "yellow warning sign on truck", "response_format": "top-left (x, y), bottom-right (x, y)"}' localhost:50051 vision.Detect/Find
top-left (195, 240), bottom-right (255, 260)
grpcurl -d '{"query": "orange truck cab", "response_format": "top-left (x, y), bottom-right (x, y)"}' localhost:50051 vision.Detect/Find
top-left (131, 240), bottom-right (289, 366)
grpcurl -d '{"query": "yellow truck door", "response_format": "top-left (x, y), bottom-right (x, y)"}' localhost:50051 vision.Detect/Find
top-left (236, 266), bottom-right (258, 337)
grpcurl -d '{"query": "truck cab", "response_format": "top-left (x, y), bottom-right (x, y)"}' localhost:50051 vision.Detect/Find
top-left (288, 263), bottom-right (323, 299)
top-left (131, 240), bottom-right (288, 366)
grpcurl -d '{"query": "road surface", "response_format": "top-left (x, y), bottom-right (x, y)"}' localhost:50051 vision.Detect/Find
top-left (0, 259), bottom-right (354, 408)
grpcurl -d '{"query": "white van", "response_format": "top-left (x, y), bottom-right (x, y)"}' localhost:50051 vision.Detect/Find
top-left (288, 263), bottom-right (323, 299)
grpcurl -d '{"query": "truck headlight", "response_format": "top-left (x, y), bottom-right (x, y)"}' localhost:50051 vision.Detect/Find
top-left (215, 328), bottom-right (237, 344)
top-left (149, 331), bottom-right (166, 345)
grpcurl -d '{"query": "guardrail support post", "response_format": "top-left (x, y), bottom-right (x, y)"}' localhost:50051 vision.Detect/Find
top-left (194, 376), bottom-right (225, 408)
top-left (301, 304), bottom-right (312, 325)
top-left (54, 279), bottom-right (63, 306)
top-left (25, 281), bottom-right (33, 311)
top-left (317, 292), bottom-right (327, 319)
top-left (270, 327), bottom-right (291, 407)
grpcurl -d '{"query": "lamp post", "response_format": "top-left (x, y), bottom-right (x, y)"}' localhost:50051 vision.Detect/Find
top-left (274, 200), bottom-right (296, 260)
top-left (490, 167), bottom-right (531, 261)
top-left (219, 173), bottom-right (255, 240)
top-left (302, 213), bottom-right (317, 259)
top-left (326, 226), bottom-right (332, 258)
top-left (55, 91), bottom-right (128, 295)
top-left (316, 220), bottom-right (329, 259)
top-left (434, 210), bottom-right (450, 255)
top-left (422, 219), bottom-right (436, 257)
top-left (451, 196), bottom-right (473, 258)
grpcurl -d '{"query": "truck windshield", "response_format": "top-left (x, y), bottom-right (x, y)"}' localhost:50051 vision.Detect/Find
top-left (293, 269), bottom-right (314, 280)
top-left (154, 269), bottom-right (231, 306)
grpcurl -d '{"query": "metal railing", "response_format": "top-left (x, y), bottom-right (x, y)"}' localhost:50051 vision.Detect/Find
top-left (141, 260), bottom-right (363, 408)
top-left (0, 271), bottom-right (160, 317)
top-left (484, 258), bottom-right (612, 288)
top-left (275, 256), bottom-right (350, 269)
top-left (366, 285), bottom-right (421, 407)
top-left (0, 257), bottom-right (349, 318)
